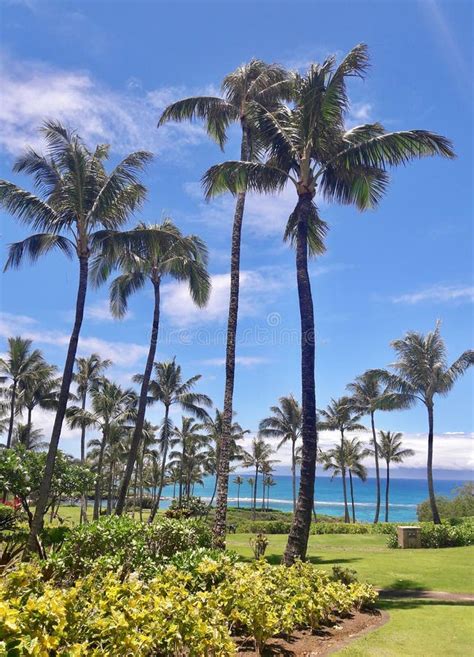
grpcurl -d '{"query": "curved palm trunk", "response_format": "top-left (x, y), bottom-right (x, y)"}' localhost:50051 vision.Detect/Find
top-left (284, 194), bottom-right (318, 565)
top-left (149, 404), bottom-right (170, 522)
top-left (291, 439), bottom-right (296, 514)
top-left (115, 281), bottom-right (160, 515)
top-left (6, 380), bottom-right (17, 449)
top-left (26, 255), bottom-right (88, 555)
top-left (340, 430), bottom-right (350, 523)
top-left (349, 470), bottom-right (356, 523)
top-left (371, 412), bottom-right (381, 524)
top-left (208, 475), bottom-right (218, 508)
top-left (138, 451), bottom-right (144, 521)
top-left (427, 404), bottom-right (441, 524)
top-left (93, 430), bottom-right (107, 520)
top-left (385, 460), bottom-right (390, 522)
top-left (212, 124), bottom-right (250, 548)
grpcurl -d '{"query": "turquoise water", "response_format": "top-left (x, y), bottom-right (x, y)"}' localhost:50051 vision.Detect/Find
top-left (160, 474), bottom-right (469, 522)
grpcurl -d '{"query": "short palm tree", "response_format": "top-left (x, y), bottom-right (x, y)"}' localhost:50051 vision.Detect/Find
top-left (17, 363), bottom-right (60, 437)
top-left (141, 359), bottom-right (212, 521)
top-left (346, 369), bottom-right (407, 523)
top-left (1, 122), bottom-right (151, 552)
top-left (203, 44), bottom-right (454, 562)
top-left (242, 436), bottom-right (276, 518)
top-left (344, 437), bottom-right (370, 523)
top-left (12, 423), bottom-right (47, 452)
top-left (68, 377), bottom-right (136, 519)
top-left (159, 61), bottom-right (292, 548)
top-left (319, 397), bottom-right (366, 522)
top-left (377, 431), bottom-right (414, 522)
top-left (233, 475), bottom-right (244, 509)
top-left (91, 219), bottom-right (210, 515)
top-left (0, 337), bottom-right (46, 448)
top-left (169, 417), bottom-right (206, 504)
top-left (259, 394), bottom-right (301, 513)
top-left (377, 323), bottom-right (473, 523)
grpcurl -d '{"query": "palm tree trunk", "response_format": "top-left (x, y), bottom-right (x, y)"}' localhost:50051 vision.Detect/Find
top-left (385, 460), bottom-right (390, 522)
top-left (26, 407), bottom-right (33, 438)
top-left (115, 281), bottom-right (160, 515)
top-left (107, 460), bottom-right (113, 515)
top-left (178, 438), bottom-right (185, 506)
top-left (349, 470), bottom-right (356, 523)
top-left (284, 193), bottom-right (318, 565)
top-left (208, 475), bottom-right (218, 508)
top-left (212, 123), bottom-right (250, 548)
top-left (149, 404), bottom-right (170, 522)
top-left (340, 430), bottom-right (350, 523)
top-left (371, 412), bottom-right (381, 524)
top-left (6, 380), bottom-right (17, 449)
top-left (93, 430), bottom-right (107, 520)
top-left (237, 483), bottom-right (240, 509)
top-left (139, 451), bottom-right (144, 521)
top-left (80, 391), bottom-right (87, 525)
top-left (253, 466), bottom-right (258, 520)
top-left (427, 404), bottom-right (441, 524)
top-left (291, 439), bottom-right (296, 514)
top-left (26, 255), bottom-right (89, 555)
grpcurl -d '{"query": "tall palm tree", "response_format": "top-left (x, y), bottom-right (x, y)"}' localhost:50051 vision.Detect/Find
top-left (169, 417), bottom-right (206, 504)
top-left (377, 323), bottom-right (473, 523)
top-left (377, 431), bottom-right (414, 522)
top-left (0, 337), bottom-right (46, 448)
top-left (68, 378), bottom-right (136, 519)
top-left (91, 219), bottom-right (210, 515)
top-left (17, 363), bottom-right (60, 438)
top-left (346, 369), bottom-right (407, 523)
top-left (142, 359), bottom-right (212, 521)
top-left (242, 436), bottom-right (276, 519)
top-left (12, 423), bottom-right (47, 452)
top-left (202, 409), bottom-right (246, 509)
top-left (233, 475), bottom-right (244, 509)
top-left (203, 45), bottom-right (454, 562)
top-left (319, 397), bottom-right (366, 522)
top-left (259, 394), bottom-right (301, 513)
top-left (1, 122), bottom-right (151, 552)
top-left (159, 61), bottom-right (293, 548)
top-left (344, 437), bottom-right (370, 523)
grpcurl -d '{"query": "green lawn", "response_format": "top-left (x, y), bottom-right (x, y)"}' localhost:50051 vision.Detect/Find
top-left (339, 600), bottom-right (474, 657)
top-left (227, 533), bottom-right (474, 594)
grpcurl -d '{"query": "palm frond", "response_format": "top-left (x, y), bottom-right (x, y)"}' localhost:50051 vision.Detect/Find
top-left (109, 272), bottom-right (147, 318)
top-left (0, 181), bottom-right (59, 231)
top-left (320, 163), bottom-right (389, 210)
top-left (202, 160), bottom-right (288, 198)
top-left (283, 200), bottom-right (328, 256)
top-left (4, 233), bottom-right (75, 271)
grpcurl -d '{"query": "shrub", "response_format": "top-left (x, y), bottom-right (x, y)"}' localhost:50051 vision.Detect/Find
top-left (386, 519), bottom-right (474, 548)
top-left (249, 533), bottom-right (269, 558)
top-left (417, 483), bottom-right (474, 521)
top-left (48, 515), bottom-right (212, 582)
top-left (166, 496), bottom-right (208, 518)
top-left (311, 522), bottom-right (370, 535)
top-left (238, 519), bottom-right (292, 534)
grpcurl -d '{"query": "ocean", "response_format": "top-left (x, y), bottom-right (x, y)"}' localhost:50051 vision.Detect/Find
top-left (159, 474), bottom-right (469, 522)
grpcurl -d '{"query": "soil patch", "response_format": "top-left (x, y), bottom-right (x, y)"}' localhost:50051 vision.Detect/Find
top-left (235, 609), bottom-right (389, 655)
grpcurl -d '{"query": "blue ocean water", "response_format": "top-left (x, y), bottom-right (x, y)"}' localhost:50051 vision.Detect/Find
top-left (159, 474), bottom-right (469, 522)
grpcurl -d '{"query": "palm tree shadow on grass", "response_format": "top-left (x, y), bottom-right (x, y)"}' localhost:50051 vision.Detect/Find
top-left (379, 598), bottom-right (474, 611)
top-left (263, 553), bottom-right (361, 566)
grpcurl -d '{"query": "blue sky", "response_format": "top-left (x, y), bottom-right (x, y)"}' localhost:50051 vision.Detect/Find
top-left (0, 0), bottom-right (472, 474)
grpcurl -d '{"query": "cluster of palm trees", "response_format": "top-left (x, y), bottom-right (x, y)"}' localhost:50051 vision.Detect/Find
top-left (2, 43), bottom-right (470, 561)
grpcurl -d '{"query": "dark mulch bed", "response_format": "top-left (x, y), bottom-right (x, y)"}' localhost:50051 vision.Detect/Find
top-left (235, 609), bottom-right (389, 655)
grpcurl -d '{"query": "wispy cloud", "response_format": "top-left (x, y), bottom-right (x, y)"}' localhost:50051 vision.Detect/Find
top-left (0, 312), bottom-right (148, 366)
top-left (392, 285), bottom-right (474, 305)
top-left (199, 356), bottom-right (270, 368)
top-left (0, 54), bottom-right (211, 158)
top-left (85, 299), bottom-right (133, 323)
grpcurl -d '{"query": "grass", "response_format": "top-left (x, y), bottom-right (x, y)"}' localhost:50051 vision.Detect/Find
top-left (227, 533), bottom-right (474, 594)
top-left (339, 600), bottom-right (474, 657)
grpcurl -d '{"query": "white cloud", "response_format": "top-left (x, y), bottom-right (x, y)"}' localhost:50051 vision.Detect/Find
top-left (0, 312), bottom-right (148, 367)
top-left (161, 269), bottom-right (290, 327)
top-left (0, 54), bottom-right (210, 157)
top-left (85, 299), bottom-right (133, 323)
top-left (199, 356), bottom-right (269, 367)
top-left (392, 285), bottom-right (474, 305)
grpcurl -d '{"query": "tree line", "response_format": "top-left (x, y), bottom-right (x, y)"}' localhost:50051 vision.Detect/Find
top-left (1, 43), bottom-right (472, 561)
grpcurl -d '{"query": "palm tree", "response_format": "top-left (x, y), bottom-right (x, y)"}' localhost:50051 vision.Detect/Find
top-left (142, 359), bottom-right (212, 521)
top-left (377, 323), bottom-right (473, 523)
top-left (319, 397), bottom-right (366, 522)
top-left (91, 219), bottom-right (210, 515)
top-left (169, 417), bottom-right (206, 504)
top-left (344, 438), bottom-right (370, 523)
top-left (233, 475), bottom-right (244, 509)
top-left (12, 423), bottom-right (47, 451)
top-left (202, 409), bottom-right (246, 510)
top-left (1, 122), bottom-right (151, 552)
top-left (17, 363), bottom-right (60, 438)
top-left (68, 378), bottom-right (136, 519)
top-left (265, 475), bottom-right (277, 510)
top-left (137, 421), bottom-right (159, 519)
top-left (242, 436), bottom-right (276, 519)
top-left (259, 394), bottom-right (301, 513)
top-left (346, 369), bottom-right (407, 523)
top-left (377, 431), bottom-right (414, 522)
top-left (159, 61), bottom-right (292, 548)
top-left (203, 45), bottom-right (454, 562)
top-left (0, 337), bottom-right (46, 448)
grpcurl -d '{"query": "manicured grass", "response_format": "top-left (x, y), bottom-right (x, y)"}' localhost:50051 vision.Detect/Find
top-left (227, 533), bottom-right (474, 594)
top-left (338, 599), bottom-right (474, 657)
